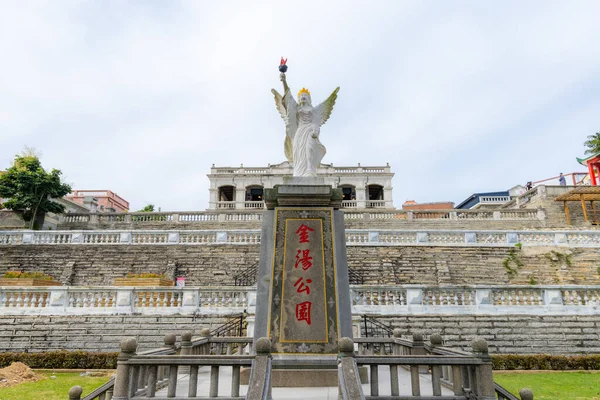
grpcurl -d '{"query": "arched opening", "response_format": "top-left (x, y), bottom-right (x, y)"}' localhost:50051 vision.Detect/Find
top-left (218, 185), bottom-right (235, 202)
top-left (245, 185), bottom-right (264, 201)
top-left (367, 184), bottom-right (384, 200)
top-left (339, 185), bottom-right (356, 201)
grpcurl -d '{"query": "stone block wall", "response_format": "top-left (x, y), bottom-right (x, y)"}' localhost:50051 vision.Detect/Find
top-left (0, 314), bottom-right (234, 353)
top-left (1, 244), bottom-right (599, 286)
top-left (365, 314), bottom-right (600, 355)
top-left (1, 313), bottom-right (598, 354)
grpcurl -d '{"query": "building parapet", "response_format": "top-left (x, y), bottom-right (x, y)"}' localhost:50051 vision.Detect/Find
top-left (54, 208), bottom-right (544, 229)
top-left (1, 284), bottom-right (599, 316)
top-left (209, 163), bottom-right (392, 176)
top-left (2, 228), bottom-right (598, 247)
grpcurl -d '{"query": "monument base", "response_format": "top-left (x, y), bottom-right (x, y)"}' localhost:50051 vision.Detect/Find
top-left (240, 366), bottom-right (368, 387)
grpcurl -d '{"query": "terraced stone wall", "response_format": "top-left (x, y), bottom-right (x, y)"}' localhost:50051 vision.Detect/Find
top-left (365, 314), bottom-right (600, 355)
top-left (0, 314), bottom-right (234, 353)
top-left (0, 244), bottom-right (598, 286)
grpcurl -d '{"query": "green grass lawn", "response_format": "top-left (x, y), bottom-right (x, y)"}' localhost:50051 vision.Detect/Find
top-left (494, 371), bottom-right (600, 400)
top-left (0, 371), bottom-right (111, 400)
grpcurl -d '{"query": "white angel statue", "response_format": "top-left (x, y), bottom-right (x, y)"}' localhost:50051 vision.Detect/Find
top-left (272, 72), bottom-right (340, 177)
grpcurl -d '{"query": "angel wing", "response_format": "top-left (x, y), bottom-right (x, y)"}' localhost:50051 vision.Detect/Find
top-left (271, 88), bottom-right (298, 163)
top-left (313, 87), bottom-right (340, 127)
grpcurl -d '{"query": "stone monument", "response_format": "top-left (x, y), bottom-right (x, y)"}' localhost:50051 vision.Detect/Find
top-left (252, 59), bottom-right (352, 386)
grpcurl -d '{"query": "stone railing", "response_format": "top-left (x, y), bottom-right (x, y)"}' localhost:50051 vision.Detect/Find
top-left (0, 286), bottom-right (256, 315)
top-left (338, 335), bottom-right (499, 399)
top-left (55, 208), bottom-right (544, 227)
top-left (4, 228), bottom-right (599, 247)
top-left (350, 284), bottom-right (600, 315)
top-left (70, 333), bottom-right (266, 400)
top-left (343, 333), bottom-right (532, 400)
top-left (3, 285), bottom-right (600, 316)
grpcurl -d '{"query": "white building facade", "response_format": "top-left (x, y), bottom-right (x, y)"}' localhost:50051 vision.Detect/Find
top-left (207, 162), bottom-right (395, 210)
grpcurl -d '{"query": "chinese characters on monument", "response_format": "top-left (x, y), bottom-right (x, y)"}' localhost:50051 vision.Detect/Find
top-left (281, 219), bottom-right (327, 343)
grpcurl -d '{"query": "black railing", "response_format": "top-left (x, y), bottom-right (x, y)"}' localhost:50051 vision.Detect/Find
top-left (348, 268), bottom-right (365, 284)
top-left (233, 263), bottom-right (258, 286)
top-left (361, 315), bottom-right (394, 355)
top-left (210, 313), bottom-right (247, 337)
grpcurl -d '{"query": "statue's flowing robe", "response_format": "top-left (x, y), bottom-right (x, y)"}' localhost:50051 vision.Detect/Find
top-left (272, 87), bottom-right (340, 177)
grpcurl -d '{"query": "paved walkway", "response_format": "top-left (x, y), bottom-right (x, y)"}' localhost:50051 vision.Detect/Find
top-left (156, 366), bottom-right (453, 399)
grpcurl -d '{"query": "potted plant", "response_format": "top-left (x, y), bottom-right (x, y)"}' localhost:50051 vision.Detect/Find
top-left (114, 273), bottom-right (174, 287)
top-left (0, 271), bottom-right (62, 286)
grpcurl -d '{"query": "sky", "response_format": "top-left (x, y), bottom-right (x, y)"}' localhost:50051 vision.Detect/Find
top-left (1, 0), bottom-right (599, 211)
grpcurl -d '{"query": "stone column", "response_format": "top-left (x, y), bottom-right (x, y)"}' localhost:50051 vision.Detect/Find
top-left (472, 338), bottom-right (495, 400)
top-left (337, 337), bottom-right (364, 400)
top-left (235, 187), bottom-right (246, 210)
top-left (179, 331), bottom-right (193, 373)
top-left (384, 188), bottom-right (393, 209)
top-left (112, 337), bottom-right (138, 400)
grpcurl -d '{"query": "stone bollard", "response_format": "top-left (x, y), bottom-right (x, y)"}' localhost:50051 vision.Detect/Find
top-left (471, 338), bottom-right (495, 400)
top-left (519, 388), bottom-right (534, 400)
top-left (179, 331), bottom-right (193, 373)
top-left (430, 333), bottom-right (443, 348)
top-left (164, 333), bottom-right (177, 351)
top-left (112, 337), bottom-right (138, 400)
top-left (337, 337), bottom-right (364, 400)
top-left (429, 334), bottom-right (444, 396)
top-left (411, 332), bottom-right (427, 373)
top-left (200, 327), bottom-right (212, 355)
top-left (246, 337), bottom-right (273, 399)
top-left (68, 385), bottom-right (83, 400)
top-left (392, 328), bottom-right (402, 355)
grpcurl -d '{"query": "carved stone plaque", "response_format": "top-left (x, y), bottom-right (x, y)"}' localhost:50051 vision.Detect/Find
top-left (268, 208), bottom-right (339, 354)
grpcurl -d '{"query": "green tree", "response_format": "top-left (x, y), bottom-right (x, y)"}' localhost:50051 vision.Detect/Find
top-left (584, 132), bottom-right (600, 155)
top-left (0, 154), bottom-right (72, 229)
top-left (138, 204), bottom-right (155, 212)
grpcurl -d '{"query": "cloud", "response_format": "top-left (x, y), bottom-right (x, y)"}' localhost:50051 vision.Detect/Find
top-left (1, 1), bottom-right (599, 210)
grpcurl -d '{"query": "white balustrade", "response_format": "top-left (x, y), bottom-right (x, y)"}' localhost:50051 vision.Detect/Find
top-left (4, 229), bottom-right (600, 247)
top-left (2, 285), bottom-right (600, 315)
top-left (57, 208), bottom-right (543, 227)
top-left (216, 201), bottom-right (236, 209)
top-left (366, 200), bottom-right (386, 208)
top-left (341, 200), bottom-right (357, 208)
top-left (244, 201), bottom-right (265, 209)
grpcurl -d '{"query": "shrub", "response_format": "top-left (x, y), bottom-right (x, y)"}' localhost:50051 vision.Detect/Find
top-left (0, 351), bottom-right (118, 369)
top-left (126, 273), bottom-right (166, 279)
top-left (2, 271), bottom-right (55, 280)
top-left (492, 354), bottom-right (600, 370)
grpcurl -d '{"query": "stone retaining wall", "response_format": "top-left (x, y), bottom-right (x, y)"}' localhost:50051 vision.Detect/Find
top-left (0, 314), bottom-right (233, 353)
top-left (0, 245), bottom-right (598, 286)
top-left (367, 314), bottom-right (600, 354)
top-left (1, 313), bottom-right (597, 354)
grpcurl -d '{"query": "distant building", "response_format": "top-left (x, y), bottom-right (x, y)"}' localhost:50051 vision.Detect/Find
top-left (207, 162), bottom-right (395, 210)
top-left (402, 200), bottom-right (454, 210)
top-left (456, 186), bottom-right (525, 209)
top-left (43, 197), bottom-right (90, 230)
top-left (66, 190), bottom-right (129, 213)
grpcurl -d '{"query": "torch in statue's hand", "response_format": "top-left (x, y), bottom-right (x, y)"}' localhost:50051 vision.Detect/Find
top-left (279, 57), bottom-right (288, 73)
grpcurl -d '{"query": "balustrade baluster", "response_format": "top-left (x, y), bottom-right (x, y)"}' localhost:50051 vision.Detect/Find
top-left (129, 366), bottom-right (139, 398)
top-left (188, 365), bottom-right (199, 397)
top-left (432, 365), bottom-right (442, 396)
top-left (209, 366), bottom-right (219, 397)
top-left (370, 365), bottom-right (379, 396)
top-left (220, 363), bottom-right (236, 396)
top-left (147, 366), bottom-right (158, 397)
top-left (390, 364), bottom-right (399, 396)
top-left (167, 366), bottom-right (178, 397)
